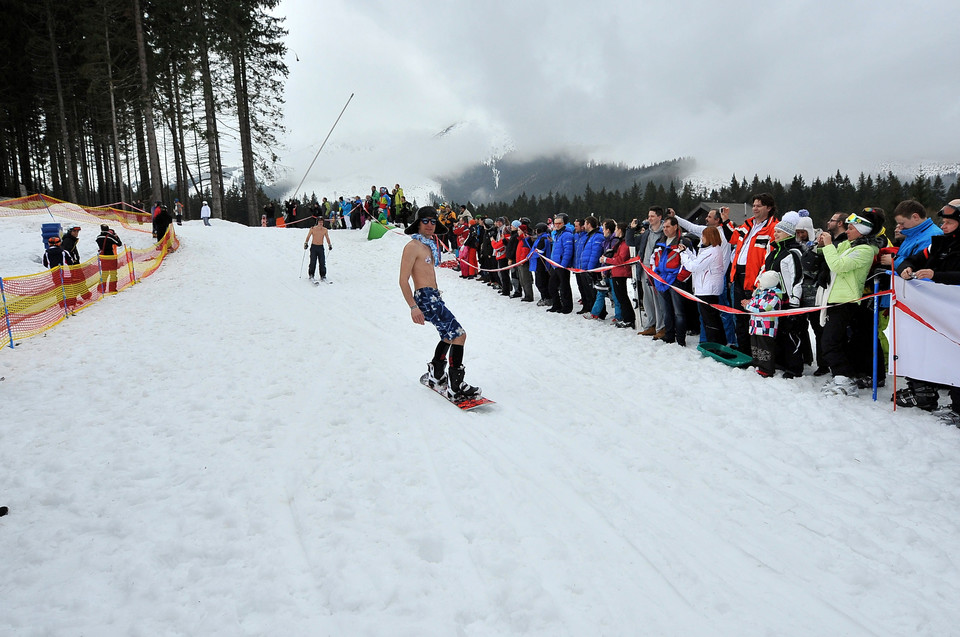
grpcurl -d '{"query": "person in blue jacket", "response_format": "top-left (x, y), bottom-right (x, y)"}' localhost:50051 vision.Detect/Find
top-left (890, 199), bottom-right (943, 270)
top-left (576, 216), bottom-right (605, 314)
top-left (547, 213), bottom-right (575, 313)
top-left (531, 223), bottom-right (553, 305)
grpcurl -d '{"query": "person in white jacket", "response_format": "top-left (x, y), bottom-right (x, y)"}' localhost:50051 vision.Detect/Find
top-left (679, 226), bottom-right (727, 344)
top-left (200, 201), bottom-right (212, 226)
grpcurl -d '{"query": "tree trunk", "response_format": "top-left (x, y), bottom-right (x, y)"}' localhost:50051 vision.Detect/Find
top-left (195, 0), bottom-right (223, 218)
top-left (44, 110), bottom-right (61, 197)
top-left (232, 46), bottom-right (258, 226)
top-left (171, 61), bottom-right (191, 215)
top-left (104, 3), bottom-right (124, 203)
top-left (132, 0), bottom-right (163, 205)
top-left (45, 0), bottom-right (77, 202)
top-left (134, 107), bottom-right (149, 199)
top-left (74, 105), bottom-right (90, 202)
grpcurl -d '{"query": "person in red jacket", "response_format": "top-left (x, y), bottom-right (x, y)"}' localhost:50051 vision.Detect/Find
top-left (599, 222), bottom-right (636, 328)
top-left (725, 193), bottom-right (779, 354)
top-left (514, 224), bottom-right (534, 301)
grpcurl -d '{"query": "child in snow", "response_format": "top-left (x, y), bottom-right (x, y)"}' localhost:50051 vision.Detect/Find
top-left (742, 270), bottom-right (783, 378)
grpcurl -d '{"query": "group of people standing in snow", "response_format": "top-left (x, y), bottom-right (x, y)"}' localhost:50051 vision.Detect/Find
top-left (437, 193), bottom-right (960, 426)
top-left (41, 223), bottom-right (126, 306)
top-left (276, 184), bottom-right (412, 230)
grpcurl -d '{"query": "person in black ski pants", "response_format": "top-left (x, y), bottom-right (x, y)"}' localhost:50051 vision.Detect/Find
top-left (303, 217), bottom-right (333, 281)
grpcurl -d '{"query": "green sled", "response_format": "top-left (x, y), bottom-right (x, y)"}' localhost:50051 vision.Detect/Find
top-left (367, 221), bottom-right (393, 240)
top-left (697, 342), bottom-right (753, 368)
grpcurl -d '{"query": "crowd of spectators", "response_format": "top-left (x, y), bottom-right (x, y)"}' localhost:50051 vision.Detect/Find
top-left (270, 184), bottom-right (413, 229)
top-left (436, 194), bottom-right (960, 428)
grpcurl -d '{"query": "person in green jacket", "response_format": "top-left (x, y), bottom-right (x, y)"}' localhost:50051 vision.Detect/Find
top-left (816, 208), bottom-right (883, 396)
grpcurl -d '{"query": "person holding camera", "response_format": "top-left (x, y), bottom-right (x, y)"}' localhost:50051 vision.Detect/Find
top-left (816, 208), bottom-right (882, 396)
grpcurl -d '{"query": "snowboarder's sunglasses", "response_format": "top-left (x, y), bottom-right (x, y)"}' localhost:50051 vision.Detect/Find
top-left (420, 218), bottom-right (438, 225)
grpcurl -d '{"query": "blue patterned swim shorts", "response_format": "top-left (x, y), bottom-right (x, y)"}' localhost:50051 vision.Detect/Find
top-left (414, 287), bottom-right (465, 341)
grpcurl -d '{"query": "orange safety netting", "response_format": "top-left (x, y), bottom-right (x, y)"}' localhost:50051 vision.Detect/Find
top-left (1, 200), bottom-right (179, 349)
top-left (0, 193), bottom-right (153, 231)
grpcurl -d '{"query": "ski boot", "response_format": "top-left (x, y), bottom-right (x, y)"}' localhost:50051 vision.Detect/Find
top-left (446, 365), bottom-right (481, 400)
top-left (420, 360), bottom-right (447, 390)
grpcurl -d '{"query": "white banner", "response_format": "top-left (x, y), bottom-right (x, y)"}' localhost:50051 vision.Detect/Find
top-left (892, 277), bottom-right (960, 387)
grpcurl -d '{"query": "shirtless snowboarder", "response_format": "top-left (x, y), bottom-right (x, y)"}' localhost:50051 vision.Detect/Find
top-left (399, 206), bottom-right (481, 400)
top-left (304, 217), bottom-right (333, 282)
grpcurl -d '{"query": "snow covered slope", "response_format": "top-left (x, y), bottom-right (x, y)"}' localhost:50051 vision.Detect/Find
top-left (1, 218), bottom-right (959, 636)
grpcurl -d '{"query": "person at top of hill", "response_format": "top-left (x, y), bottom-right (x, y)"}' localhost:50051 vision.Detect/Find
top-left (377, 187), bottom-right (392, 222)
top-left (399, 206), bottom-right (480, 401)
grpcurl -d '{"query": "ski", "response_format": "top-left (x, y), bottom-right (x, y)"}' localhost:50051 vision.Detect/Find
top-left (419, 375), bottom-right (494, 411)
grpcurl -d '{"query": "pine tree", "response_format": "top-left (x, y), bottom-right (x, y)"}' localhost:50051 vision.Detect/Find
top-left (932, 174), bottom-right (946, 205)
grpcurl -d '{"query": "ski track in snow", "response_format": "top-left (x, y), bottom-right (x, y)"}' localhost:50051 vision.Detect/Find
top-left (1, 218), bottom-right (959, 636)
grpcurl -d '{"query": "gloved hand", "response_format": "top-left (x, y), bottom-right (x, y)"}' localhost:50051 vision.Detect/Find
top-left (303, 243), bottom-right (308, 250)
top-left (328, 245), bottom-right (333, 251)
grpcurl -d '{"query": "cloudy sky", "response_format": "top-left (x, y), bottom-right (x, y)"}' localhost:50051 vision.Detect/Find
top-left (276, 0), bottom-right (958, 197)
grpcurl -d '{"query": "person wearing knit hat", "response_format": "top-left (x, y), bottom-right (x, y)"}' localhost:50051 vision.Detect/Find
top-left (764, 211), bottom-right (804, 377)
top-left (399, 205), bottom-right (481, 402)
top-left (775, 211), bottom-right (800, 236)
top-left (794, 217), bottom-right (816, 246)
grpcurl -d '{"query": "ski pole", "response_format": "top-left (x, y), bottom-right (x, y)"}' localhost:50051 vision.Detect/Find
top-left (299, 247), bottom-right (307, 278)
